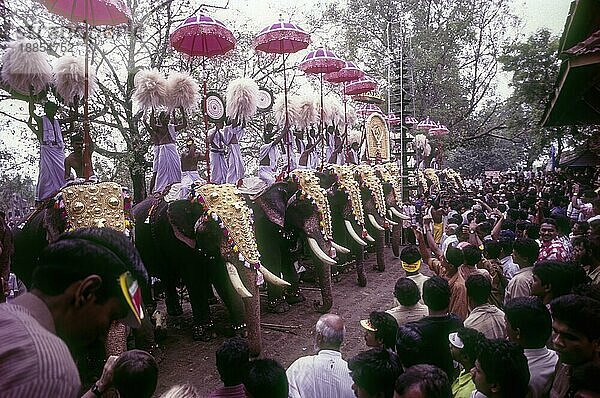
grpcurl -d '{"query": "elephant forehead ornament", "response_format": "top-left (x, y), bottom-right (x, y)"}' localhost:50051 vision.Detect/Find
top-left (329, 164), bottom-right (365, 227)
top-left (375, 164), bottom-right (402, 206)
top-left (355, 165), bottom-right (386, 218)
top-left (60, 182), bottom-right (127, 232)
top-left (290, 169), bottom-right (333, 241)
top-left (193, 184), bottom-right (261, 267)
top-left (424, 168), bottom-right (441, 192)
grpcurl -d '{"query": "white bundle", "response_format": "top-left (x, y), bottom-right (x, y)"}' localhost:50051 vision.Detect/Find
top-left (344, 105), bottom-right (358, 128)
top-left (424, 143), bottom-right (432, 157)
top-left (273, 95), bottom-right (300, 128)
top-left (296, 93), bottom-right (318, 129)
top-left (167, 71), bottom-right (200, 112)
top-left (348, 129), bottom-right (362, 145)
top-left (226, 78), bottom-right (259, 124)
top-left (414, 133), bottom-right (428, 151)
top-left (53, 56), bottom-right (97, 105)
top-left (330, 97), bottom-right (345, 128)
top-left (133, 69), bottom-right (168, 111)
top-left (1, 39), bottom-right (52, 95)
top-left (321, 96), bottom-right (341, 126)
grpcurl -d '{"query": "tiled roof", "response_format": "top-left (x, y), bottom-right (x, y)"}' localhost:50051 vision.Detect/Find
top-left (564, 28), bottom-right (600, 56)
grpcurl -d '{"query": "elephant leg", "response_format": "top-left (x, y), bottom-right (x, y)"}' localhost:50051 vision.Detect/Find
top-left (375, 230), bottom-right (386, 272)
top-left (281, 246), bottom-right (305, 305)
top-left (255, 222), bottom-right (289, 312)
top-left (180, 260), bottom-right (214, 341)
top-left (313, 253), bottom-right (333, 313)
top-left (391, 224), bottom-right (401, 258)
top-left (355, 245), bottom-right (366, 287)
top-left (162, 269), bottom-right (183, 316)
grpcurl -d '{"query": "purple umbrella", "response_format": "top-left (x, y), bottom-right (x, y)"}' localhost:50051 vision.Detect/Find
top-left (344, 76), bottom-right (378, 96)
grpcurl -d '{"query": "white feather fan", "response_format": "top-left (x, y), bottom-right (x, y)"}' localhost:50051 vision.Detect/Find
top-left (133, 69), bottom-right (169, 111)
top-left (424, 143), bottom-right (432, 157)
top-left (225, 78), bottom-right (259, 124)
top-left (296, 93), bottom-right (318, 129)
top-left (414, 133), bottom-right (428, 151)
top-left (344, 105), bottom-right (358, 127)
top-left (321, 97), bottom-right (339, 126)
top-left (167, 71), bottom-right (200, 112)
top-left (1, 39), bottom-right (52, 95)
top-left (348, 129), bottom-right (362, 145)
top-left (273, 95), bottom-right (300, 128)
top-left (53, 56), bottom-right (97, 105)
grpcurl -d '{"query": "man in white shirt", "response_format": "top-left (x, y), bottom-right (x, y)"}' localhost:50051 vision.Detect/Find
top-left (505, 238), bottom-right (539, 304)
top-left (393, 246), bottom-right (430, 306)
top-left (286, 314), bottom-right (354, 398)
top-left (498, 235), bottom-right (519, 280)
top-left (505, 297), bottom-right (558, 398)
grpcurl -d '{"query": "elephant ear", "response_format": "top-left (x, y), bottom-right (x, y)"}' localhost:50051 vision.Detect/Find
top-left (42, 199), bottom-right (66, 243)
top-left (254, 182), bottom-right (289, 228)
top-left (167, 200), bottom-right (204, 249)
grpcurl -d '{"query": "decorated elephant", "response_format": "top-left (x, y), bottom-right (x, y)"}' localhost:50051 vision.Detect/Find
top-left (132, 183), bottom-right (291, 355)
top-left (0, 211), bottom-right (14, 303)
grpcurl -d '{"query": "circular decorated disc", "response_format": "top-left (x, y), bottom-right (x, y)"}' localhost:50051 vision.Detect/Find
top-left (203, 92), bottom-right (225, 123)
top-left (256, 87), bottom-right (274, 112)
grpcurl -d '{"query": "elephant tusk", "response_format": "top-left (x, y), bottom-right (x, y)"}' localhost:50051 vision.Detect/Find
top-left (258, 265), bottom-right (291, 287)
top-left (225, 262), bottom-right (253, 298)
top-left (388, 210), bottom-right (394, 219)
top-left (365, 232), bottom-right (375, 242)
top-left (386, 217), bottom-right (398, 226)
top-left (331, 241), bottom-right (350, 254)
top-left (344, 220), bottom-right (367, 246)
top-left (391, 207), bottom-right (411, 220)
top-left (368, 214), bottom-right (385, 231)
top-left (307, 237), bottom-right (337, 266)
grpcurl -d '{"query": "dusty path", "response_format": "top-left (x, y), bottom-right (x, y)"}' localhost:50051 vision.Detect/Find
top-left (154, 246), bottom-right (430, 396)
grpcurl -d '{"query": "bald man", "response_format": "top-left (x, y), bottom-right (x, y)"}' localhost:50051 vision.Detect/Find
top-left (286, 314), bottom-right (355, 398)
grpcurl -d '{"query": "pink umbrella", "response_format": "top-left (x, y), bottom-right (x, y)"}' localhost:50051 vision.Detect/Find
top-left (387, 112), bottom-right (401, 125)
top-left (298, 48), bottom-right (344, 166)
top-left (344, 76), bottom-right (378, 96)
top-left (38, 0), bottom-right (132, 179)
top-left (254, 20), bottom-right (310, 171)
top-left (170, 14), bottom-right (235, 182)
top-left (417, 116), bottom-right (437, 130)
top-left (404, 116), bottom-right (419, 125)
top-left (356, 103), bottom-right (384, 118)
top-left (429, 124), bottom-right (449, 135)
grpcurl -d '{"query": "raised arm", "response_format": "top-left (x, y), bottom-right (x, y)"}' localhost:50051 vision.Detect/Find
top-left (490, 209), bottom-right (504, 240)
top-left (28, 99), bottom-right (42, 140)
top-left (175, 107), bottom-right (187, 131)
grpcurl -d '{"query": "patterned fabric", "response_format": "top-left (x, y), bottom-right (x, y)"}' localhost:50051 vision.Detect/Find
top-left (0, 293), bottom-right (80, 398)
top-left (538, 239), bottom-right (569, 262)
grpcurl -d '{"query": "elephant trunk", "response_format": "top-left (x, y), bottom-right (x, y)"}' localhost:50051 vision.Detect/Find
top-left (314, 260), bottom-right (333, 313)
top-left (239, 265), bottom-right (262, 357)
top-left (375, 229), bottom-right (385, 272)
top-left (391, 224), bottom-right (401, 258)
top-left (355, 244), bottom-right (366, 287)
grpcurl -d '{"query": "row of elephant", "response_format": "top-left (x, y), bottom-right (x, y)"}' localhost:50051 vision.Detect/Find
top-left (9, 163), bottom-right (415, 356)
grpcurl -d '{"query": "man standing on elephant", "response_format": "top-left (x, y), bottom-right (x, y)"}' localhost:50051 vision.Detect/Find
top-left (180, 137), bottom-right (205, 198)
top-left (28, 100), bottom-right (66, 203)
top-left (208, 119), bottom-right (227, 184)
top-left (0, 227), bottom-right (148, 398)
top-left (258, 123), bottom-right (286, 185)
top-left (224, 119), bottom-right (246, 185)
top-left (286, 314), bottom-right (355, 398)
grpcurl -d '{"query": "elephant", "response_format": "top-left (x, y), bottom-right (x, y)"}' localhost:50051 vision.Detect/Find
top-left (132, 183), bottom-right (291, 355)
top-left (0, 211), bottom-right (14, 303)
top-left (242, 177), bottom-right (339, 314)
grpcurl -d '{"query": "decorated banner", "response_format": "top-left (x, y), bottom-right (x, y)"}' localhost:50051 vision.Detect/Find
top-left (365, 113), bottom-right (390, 162)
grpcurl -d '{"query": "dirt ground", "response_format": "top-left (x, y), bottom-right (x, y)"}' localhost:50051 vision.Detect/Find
top-left (153, 246), bottom-right (427, 396)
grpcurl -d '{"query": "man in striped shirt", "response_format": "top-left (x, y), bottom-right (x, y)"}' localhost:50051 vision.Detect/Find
top-left (0, 228), bottom-right (148, 398)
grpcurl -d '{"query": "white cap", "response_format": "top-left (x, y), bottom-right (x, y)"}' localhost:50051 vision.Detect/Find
top-left (448, 332), bottom-right (464, 349)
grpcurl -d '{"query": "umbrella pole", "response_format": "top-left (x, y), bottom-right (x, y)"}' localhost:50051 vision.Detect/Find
top-left (202, 56), bottom-right (211, 183)
top-left (83, 20), bottom-right (93, 179)
top-left (343, 88), bottom-right (348, 164)
top-left (282, 52), bottom-right (291, 174)
top-left (320, 73), bottom-right (324, 170)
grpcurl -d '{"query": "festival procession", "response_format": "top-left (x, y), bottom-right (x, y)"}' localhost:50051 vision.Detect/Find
top-left (1, 0), bottom-right (600, 397)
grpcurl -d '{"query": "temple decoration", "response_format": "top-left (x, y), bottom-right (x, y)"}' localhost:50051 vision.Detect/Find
top-left (365, 113), bottom-right (390, 162)
top-left (290, 169), bottom-right (333, 240)
top-left (329, 164), bottom-right (365, 228)
top-left (355, 165), bottom-right (386, 218)
top-left (374, 164), bottom-right (402, 206)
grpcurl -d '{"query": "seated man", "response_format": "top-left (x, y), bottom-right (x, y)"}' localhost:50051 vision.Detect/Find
top-left (394, 364), bottom-right (452, 398)
top-left (64, 132), bottom-right (85, 180)
top-left (180, 138), bottom-right (205, 198)
top-left (470, 339), bottom-right (530, 398)
top-left (386, 278), bottom-right (429, 326)
top-left (348, 348), bottom-right (402, 398)
top-left (0, 228), bottom-right (148, 398)
top-left (208, 337), bottom-right (250, 398)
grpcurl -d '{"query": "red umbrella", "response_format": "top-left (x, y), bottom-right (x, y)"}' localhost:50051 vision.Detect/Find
top-left (253, 20), bottom-right (310, 171)
top-left (170, 14), bottom-right (235, 182)
top-left (298, 48), bottom-right (344, 167)
top-left (344, 76), bottom-right (378, 96)
top-left (417, 116), bottom-right (437, 130)
top-left (38, 0), bottom-right (132, 179)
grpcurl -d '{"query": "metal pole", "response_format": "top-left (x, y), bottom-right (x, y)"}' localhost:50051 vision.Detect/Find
top-left (320, 73), bottom-right (325, 169)
top-left (82, 19), bottom-right (93, 179)
top-left (283, 52), bottom-right (291, 173)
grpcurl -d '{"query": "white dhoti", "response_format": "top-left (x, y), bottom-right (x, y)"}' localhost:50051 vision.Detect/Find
top-left (180, 170), bottom-right (204, 199)
top-left (210, 150), bottom-right (227, 184)
top-left (36, 117), bottom-right (65, 201)
top-left (225, 126), bottom-right (245, 184)
top-left (153, 143), bottom-right (182, 194)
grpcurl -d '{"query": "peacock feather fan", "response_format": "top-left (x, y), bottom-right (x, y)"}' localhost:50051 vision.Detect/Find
top-left (1, 39), bottom-right (52, 95)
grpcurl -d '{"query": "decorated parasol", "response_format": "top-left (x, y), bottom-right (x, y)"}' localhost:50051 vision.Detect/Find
top-left (253, 19), bottom-right (310, 171)
top-left (344, 76), bottom-right (378, 96)
top-left (417, 116), bottom-right (437, 130)
top-left (170, 14), bottom-right (236, 182)
top-left (356, 103), bottom-right (385, 119)
top-left (387, 112), bottom-right (401, 126)
top-left (324, 61), bottom-right (364, 164)
top-left (429, 123), bottom-right (449, 170)
top-left (37, 0), bottom-right (132, 179)
top-left (404, 116), bottom-right (419, 125)
top-left (298, 48), bottom-right (345, 167)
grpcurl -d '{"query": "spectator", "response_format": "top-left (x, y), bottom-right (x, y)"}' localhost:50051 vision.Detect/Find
top-left (109, 350), bottom-right (158, 398)
top-left (570, 221), bottom-right (589, 241)
top-left (464, 274), bottom-right (506, 339)
top-left (549, 294), bottom-right (600, 397)
top-left (387, 278), bottom-right (429, 326)
top-left (504, 297), bottom-right (557, 398)
top-left (286, 314), bottom-right (354, 398)
top-left (208, 337), bottom-right (250, 398)
top-left (572, 236), bottom-right (600, 284)
top-left (408, 276), bottom-right (463, 380)
top-left (361, 311), bottom-right (399, 351)
top-left (481, 240), bottom-right (507, 308)
top-left (470, 339), bottom-right (530, 398)
top-left (448, 328), bottom-right (485, 398)
top-left (246, 359), bottom-right (288, 398)
top-left (160, 384), bottom-right (200, 398)
top-left (498, 235), bottom-right (519, 280)
top-left (460, 245), bottom-right (491, 281)
top-left (538, 218), bottom-right (570, 262)
top-left (0, 228), bottom-right (148, 398)
top-left (395, 325), bottom-right (427, 370)
top-left (570, 362), bottom-right (600, 398)
top-left (348, 348), bottom-right (402, 398)
top-left (397, 245), bottom-right (430, 305)
top-left (393, 364), bottom-right (452, 398)
top-left (504, 238), bottom-right (539, 304)
top-left (531, 261), bottom-right (589, 305)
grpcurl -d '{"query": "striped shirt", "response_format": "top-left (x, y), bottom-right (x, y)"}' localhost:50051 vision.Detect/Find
top-left (0, 293), bottom-right (81, 398)
top-left (286, 350), bottom-right (355, 398)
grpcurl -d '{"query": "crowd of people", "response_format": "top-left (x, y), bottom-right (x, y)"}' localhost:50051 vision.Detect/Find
top-left (1, 166), bottom-right (599, 398)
